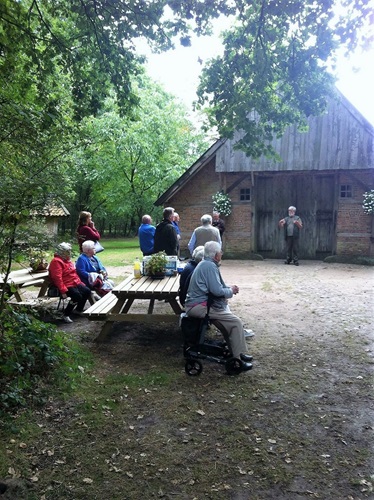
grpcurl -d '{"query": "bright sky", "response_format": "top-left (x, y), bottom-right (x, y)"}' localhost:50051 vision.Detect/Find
top-left (137, 20), bottom-right (374, 127)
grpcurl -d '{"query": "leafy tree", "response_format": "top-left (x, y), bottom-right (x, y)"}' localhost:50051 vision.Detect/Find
top-left (0, 0), bottom-right (236, 120)
top-left (68, 76), bottom-right (209, 235)
top-left (1, 0), bottom-right (225, 282)
top-left (196, 0), bottom-right (373, 158)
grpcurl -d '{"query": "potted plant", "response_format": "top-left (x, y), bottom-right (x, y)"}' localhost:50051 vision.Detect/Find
top-left (29, 248), bottom-right (48, 272)
top-left (146, 251), bottom-right (168, 278)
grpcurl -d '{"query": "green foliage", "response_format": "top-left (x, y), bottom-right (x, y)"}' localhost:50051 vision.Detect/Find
top-left (196, 0), bottom-right (373, 158)
top-left (68, 76), bottom-right (209, 233)
top-left (0, 308), bottom-right (89, 414)
top-left (146, 251), bottom-right (168, 275)
top-left (0, 0), bottom-right (234, 122)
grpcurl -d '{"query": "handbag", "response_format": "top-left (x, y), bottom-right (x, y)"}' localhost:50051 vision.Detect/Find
top-left (94, 241), bottom-right (104, 253)
top-left (47, 286), bottom-right (60, 298)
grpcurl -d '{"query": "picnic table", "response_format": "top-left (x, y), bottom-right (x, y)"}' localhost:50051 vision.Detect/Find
top-left (84, 273), bottom-right (183, 341)
top-left (0, 268), bottom-right (50, 302)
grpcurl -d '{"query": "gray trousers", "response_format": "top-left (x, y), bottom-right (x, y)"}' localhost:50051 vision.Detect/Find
top-left (186, 303), bottom-right (248, 358)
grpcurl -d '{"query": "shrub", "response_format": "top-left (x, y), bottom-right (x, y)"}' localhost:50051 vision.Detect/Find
top-left (0, 308), bottom-right (88, 413)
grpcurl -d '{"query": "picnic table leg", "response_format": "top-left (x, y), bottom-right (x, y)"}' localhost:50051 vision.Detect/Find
top-left (37, 280), bottom-right (49, 298)
top-left (168, 298), bottom-right (183, 315)
top-left (13, 287), bottom-right (24, 302)
top-left (95, 321), bottom-right (114, 342)
top-left (122, 298), bottom-right (135, 313)
top-left (148, 299), bottom-right (155, 314)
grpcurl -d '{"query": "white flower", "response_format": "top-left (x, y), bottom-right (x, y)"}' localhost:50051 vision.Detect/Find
top-left (363, 190), bottom-right (374, 215)
top-left (212, 191), bottom-right (232, 216)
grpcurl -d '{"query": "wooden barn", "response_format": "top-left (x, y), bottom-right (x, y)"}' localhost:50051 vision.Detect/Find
top-left (156, 89), bottom-right (374, 260)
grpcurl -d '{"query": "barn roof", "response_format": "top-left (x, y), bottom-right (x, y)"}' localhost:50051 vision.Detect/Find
top-left (155, 88), bottom-right (374, 206)
top-left (217, 89), bottom-right (374, 173)
top-left (155, 138), bottom-right (226, 205)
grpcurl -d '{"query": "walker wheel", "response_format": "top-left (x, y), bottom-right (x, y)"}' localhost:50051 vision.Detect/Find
top-left (225, 357), bottom-right (243, 376)
top-left (222, 347), bottom-right (231, 358)
top-left (185, 359), bottom-right (203, 376)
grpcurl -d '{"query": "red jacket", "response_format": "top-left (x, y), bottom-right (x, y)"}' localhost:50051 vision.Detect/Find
top-left (48, 255), bottom-right (83, 294)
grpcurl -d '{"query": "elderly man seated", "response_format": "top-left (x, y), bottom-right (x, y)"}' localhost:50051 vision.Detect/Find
top-left (184, 241), bottom-right (253, 372)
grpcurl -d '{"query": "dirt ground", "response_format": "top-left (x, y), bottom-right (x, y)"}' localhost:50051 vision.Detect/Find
top-left (4, 259), bottom-right (374, 499)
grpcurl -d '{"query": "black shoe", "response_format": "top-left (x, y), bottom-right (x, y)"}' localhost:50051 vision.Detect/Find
top-left (294, 261), bottom-right (299, 266)
top-left (284, 260), bottom-right (290, 264)
top-left (241, 362), bottom-right (253, 372)
top-left (240, 353), bottom-right (253, 362)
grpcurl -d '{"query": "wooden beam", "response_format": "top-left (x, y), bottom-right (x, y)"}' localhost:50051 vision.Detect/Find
top-left (226, 173), bottom-right (251, 194)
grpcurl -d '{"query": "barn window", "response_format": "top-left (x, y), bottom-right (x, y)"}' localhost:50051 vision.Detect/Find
top-left (240, 188), bottom-right (251, 201)
top-left (340, 185), bottom-right (352, 198)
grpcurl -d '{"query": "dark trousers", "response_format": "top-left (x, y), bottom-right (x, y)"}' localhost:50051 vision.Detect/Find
top-left (65, 284), bottom-right (91, 315)
top-left (286, 237), bottom-right (299, 263)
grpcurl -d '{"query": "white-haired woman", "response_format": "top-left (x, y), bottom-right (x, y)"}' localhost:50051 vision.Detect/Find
top-left (76, 240), bottom-right (114, 297)
top-left (48, 242), bottom-right (91, 323)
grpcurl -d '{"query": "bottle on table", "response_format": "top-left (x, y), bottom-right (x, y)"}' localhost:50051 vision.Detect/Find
top-left (133, 257), bottom-right (141, 279)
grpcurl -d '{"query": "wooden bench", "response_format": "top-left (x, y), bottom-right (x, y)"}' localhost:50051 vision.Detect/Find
top-left (0, 268), bottom-right (49, 302)
top-left (84, 292), bottom-right (118, 321)
top-left (83, 274), bottom-right (183, 341)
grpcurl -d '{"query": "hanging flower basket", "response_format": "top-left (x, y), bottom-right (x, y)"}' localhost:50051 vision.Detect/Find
top-left (212, 191), bottom-right (232, 216)
top-left (362, 190), bottom-right (374, 215)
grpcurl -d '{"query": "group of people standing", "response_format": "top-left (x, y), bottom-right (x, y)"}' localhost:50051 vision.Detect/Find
top-left (48, 211), bottom-right (113, 324)
top-left (138, 207), bottom-right (226, 258)
top-left (138, 207), bottom-right (182, 257)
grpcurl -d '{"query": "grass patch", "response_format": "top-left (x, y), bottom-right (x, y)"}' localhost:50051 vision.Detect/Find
top-left (11, 238), bottom-right (142, 270)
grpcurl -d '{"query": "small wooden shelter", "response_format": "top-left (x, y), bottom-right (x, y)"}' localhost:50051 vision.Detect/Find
top-left (156, 89), bottom-right (374, 259)
top-left (36, 199), bottom-right (70, 236)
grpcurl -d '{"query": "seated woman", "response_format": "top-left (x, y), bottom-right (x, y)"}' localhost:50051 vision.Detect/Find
top-left (48, 242), bottom-right (92, 323)
top-left (76, 240), bottom-right (114, 297)
top-left (76, 211), bottom-right (101, 253)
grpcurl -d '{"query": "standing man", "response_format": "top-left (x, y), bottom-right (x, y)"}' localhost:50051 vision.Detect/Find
top-left (138, 214), bottom-right (156, 256)
top-left (153, 207), bottom-right (178, 256)
top-left (188, 214), bottom-right (221, 255)
top-left (185, 241), bottom-right (253, 372)
top-left (212, 211), bottom-right (225, 237)
top-left (278, 206), bottom-right (303, 265)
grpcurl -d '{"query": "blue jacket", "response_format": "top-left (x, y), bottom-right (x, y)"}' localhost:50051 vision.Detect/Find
top-left (75, 253), bottom-right (106, 287)
top-left (138, 223), bottom-right (156, 255)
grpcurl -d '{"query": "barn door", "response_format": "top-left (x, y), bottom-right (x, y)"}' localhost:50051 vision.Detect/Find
top-left (255, 174), bottom-right (335, 259)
